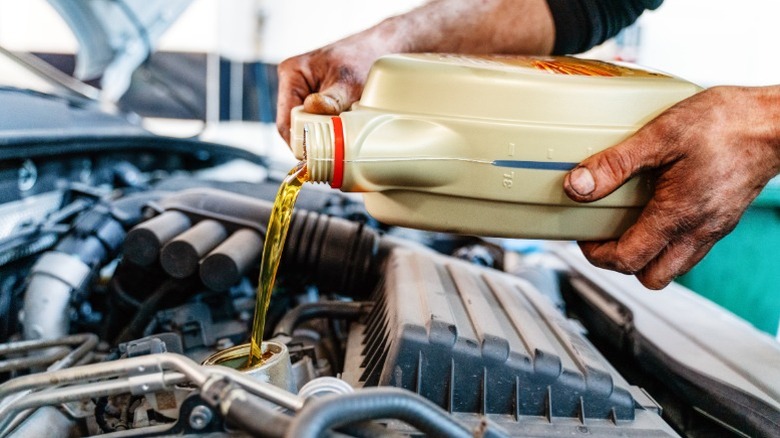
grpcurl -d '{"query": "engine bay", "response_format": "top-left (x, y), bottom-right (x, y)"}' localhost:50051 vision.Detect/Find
top-left (0, 135), bottom-right (778, 438)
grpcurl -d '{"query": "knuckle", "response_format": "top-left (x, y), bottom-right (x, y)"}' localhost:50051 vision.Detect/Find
top-left (696, 207), bottom-right (741, 241)
top-left (277, 57), bottom-right (300, 76)
top-left (699, 220), bottom-right (737, 243)
top-left (595, 150), bottom-right (634, 182)
top-left (669, 207), bottom-right (703, 236)
top-left (613, 252), bottom-right (645, 274)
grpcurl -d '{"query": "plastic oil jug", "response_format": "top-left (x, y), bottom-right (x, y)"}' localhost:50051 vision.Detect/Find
top-left (290, 54), bottom-right (702, 239)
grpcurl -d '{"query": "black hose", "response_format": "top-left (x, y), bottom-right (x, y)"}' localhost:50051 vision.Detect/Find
top-left (338, 421), bottom-right (402, 438)
top-left (114, 278), bottom-right (192, 344)
top-left (223, 394), bottom-right (385, 438)
top-left (149, 188), bottom-right (383, 297)
top-left (273, 301), bottom-right (371, 337)
top-left (285, 387), bottom-right (475, 438)
top-left (94, 396), bottom-right (114, 433)
top-left (0, 276), bottom-right (18, 342)
top-left (221, 392), bottom-right (292, 438)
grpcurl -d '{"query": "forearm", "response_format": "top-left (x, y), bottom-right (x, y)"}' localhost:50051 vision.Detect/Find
top-left (345, 0), bottom-right (556, 56)
top-left (748, 85), bottom-right (780, 171)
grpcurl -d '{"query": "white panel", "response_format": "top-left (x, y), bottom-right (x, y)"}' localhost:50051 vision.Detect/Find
top-left (0, 0), bottom-right (77, 53)
top-left (251, 0), bottom-right (426, 63)
top-left (638, 0), bottom-right (780, 86)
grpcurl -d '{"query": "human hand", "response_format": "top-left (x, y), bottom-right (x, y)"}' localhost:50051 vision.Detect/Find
top-left (563, 86), bottom-right (780, 289)
top-left (275, 33), bottom-right (395, 145)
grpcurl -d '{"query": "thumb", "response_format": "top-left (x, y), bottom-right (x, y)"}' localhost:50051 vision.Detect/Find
top-left (564, 135), bottom-right (664, 203)
top-left (303, 81), bottom-right (358, 116)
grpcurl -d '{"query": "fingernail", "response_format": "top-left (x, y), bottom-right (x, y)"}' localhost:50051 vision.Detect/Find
top-left (569, 167), bottom-right (595, 196)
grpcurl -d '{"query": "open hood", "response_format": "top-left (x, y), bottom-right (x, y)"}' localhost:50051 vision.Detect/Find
top-left (46, 0), bottom-right (193, 102)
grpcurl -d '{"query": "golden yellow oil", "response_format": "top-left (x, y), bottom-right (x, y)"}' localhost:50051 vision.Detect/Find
top-left (247, 161), bottom-right (308, 367)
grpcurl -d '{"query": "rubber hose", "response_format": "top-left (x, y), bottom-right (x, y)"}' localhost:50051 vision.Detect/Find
top-left (114, 278), bottom-right (193, 344)
top-left (223, 393), bottom-right (292, 438)
top-left (285, 387), bottom-right (474, 438)
top-left (273, 301), bottom-right (371, 337)
top-left (151, 188), bottom-right (382, 297)
top-left (338, 421), bottom-right (403, 438)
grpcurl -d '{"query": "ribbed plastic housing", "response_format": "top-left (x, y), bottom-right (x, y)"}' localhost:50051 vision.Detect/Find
top-left (342, 247), bottom-right (648, 422)
top-left (304, 120), bottom-right (335, 184)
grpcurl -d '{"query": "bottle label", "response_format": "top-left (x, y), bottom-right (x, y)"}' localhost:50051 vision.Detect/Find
top-left (421, 54), bottom-right (669, 78)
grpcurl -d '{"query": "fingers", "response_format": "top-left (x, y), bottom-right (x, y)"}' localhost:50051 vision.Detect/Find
top-left (303, 81), bottom-right (357, 116)
top-left (568, 86), bottom-right (780, 289)
top-left (578, 192), bottom-right (720, 290)
top-left (276, 60), bottom-right (309, 145)
top-left (565, 124), bottom-right (698, 289)
top-left (636, 239), bottom-right (715, 289)
top-left (578, 195), bottom-right (685, 273)
top-left (580, 235), bottom-right (715, 290)
top-left (276, 57), bottom-right (367, 146)
top-left (564, 128), bottom-right (672, 203)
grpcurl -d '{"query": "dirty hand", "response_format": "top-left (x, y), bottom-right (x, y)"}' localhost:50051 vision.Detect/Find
top-left (564, 86), bottom-right (780, 289)
top-left (276, 34), bottom-right (392, 144)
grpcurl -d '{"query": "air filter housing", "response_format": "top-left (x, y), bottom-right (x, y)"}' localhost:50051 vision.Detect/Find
top-left (343, 247), bottom-right (658, 424)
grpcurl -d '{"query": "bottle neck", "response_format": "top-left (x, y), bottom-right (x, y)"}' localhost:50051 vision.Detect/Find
top-left (304, 116), bottom-right (344, 188)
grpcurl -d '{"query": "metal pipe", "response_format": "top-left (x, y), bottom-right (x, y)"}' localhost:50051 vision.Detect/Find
top-left (0, 334), bottom-right (92, 356)
top-left (0, 373), bottom-right (188, 433)
top-left (0, 333), bottom-right (97, 376)
top-left (0, 333), bottom-right (98, 374)
top-left (206, 365), bottom-right (304, 411)
top-left (0, 352), bottom-right (306, 436)
top-left (91, 424), bottom-right (172, 438)
top-left (0, 353), bottom-right (207, 401)
top-left (3, 406), bottom-right (74, 438)
top-left (22, 252), bottom-right (91, 341)
top-left (47, 334), bottom-right (99, 371)
top-left (0, 351), bottom-right (67, 373)
top-left (0, 353), bottom-right (302, 411)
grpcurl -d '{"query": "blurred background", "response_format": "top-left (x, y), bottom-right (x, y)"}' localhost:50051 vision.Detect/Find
top-left (0, 0), bottom-right (777, 336)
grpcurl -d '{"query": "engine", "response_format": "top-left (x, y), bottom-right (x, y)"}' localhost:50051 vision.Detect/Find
top-left (0, 144), bottom-right (777, 438)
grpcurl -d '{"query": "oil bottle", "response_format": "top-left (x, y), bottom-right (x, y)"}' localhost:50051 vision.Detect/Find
top-left (290, 54), bottom-right (701, 240)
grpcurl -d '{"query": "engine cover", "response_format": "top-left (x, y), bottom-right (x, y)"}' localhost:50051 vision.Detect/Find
top-left (343, 247), bottom-right (665, 426)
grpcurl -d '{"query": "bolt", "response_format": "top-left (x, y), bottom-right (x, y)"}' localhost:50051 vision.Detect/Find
top-left (18, 159), bottom-right (37, 192)
top-left (215, 338), bottom-right (234, 350)
top-left (189, 405), bottom-right (213, 430)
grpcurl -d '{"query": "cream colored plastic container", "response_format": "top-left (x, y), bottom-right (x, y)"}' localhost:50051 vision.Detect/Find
top-left (291, 54), bottom-right (701, 239)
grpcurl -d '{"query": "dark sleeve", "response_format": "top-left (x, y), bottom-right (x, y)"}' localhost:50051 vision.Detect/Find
top-left (546, 0), bottom-right (664, 54)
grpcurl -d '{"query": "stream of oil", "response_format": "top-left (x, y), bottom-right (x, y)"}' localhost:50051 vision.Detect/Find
top-left (246, 161), bottom-right (308, 367)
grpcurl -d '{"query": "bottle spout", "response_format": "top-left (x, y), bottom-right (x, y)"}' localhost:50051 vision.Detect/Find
top-left (289, 106), bottom-right (334, 161)
top-left (304, 117), bottom-right (341, 187)
top-left (290, 106), bottom-right (341, 187)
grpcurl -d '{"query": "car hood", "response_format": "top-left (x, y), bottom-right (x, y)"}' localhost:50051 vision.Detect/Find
top-left (46, 0), bottom-right (193, 102)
